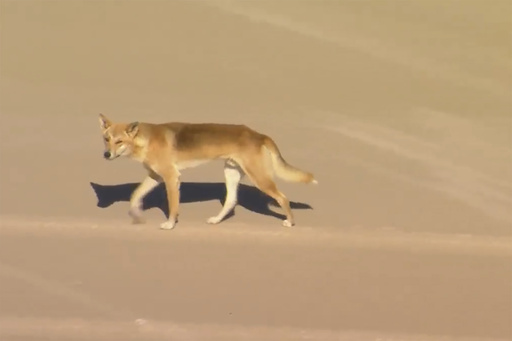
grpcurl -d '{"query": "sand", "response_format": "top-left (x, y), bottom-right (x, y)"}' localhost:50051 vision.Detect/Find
top-left (0, 0), bottom-right (511, 340)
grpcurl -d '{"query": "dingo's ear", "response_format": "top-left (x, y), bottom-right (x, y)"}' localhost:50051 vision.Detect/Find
top-left (126, 121), bottom-right (139, 137)
top-left (99, 113), bottom-right (112, 130)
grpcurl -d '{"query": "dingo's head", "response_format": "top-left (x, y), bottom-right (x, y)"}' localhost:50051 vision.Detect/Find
top-left (99, 114), bottom-right (139, 160)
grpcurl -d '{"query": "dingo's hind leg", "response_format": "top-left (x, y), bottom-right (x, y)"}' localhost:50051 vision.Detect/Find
top-left (240, 154), bottom-right (295, 227)
top-left (207, 159), bottom-right (244, 225)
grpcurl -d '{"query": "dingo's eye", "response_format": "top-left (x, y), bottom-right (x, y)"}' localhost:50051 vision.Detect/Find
top-left (104, 137), bottom-right (109, 142)
top-left (115, 140), bottom-right (123, 145)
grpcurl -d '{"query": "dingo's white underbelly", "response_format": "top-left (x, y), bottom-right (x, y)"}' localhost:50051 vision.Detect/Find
top-left (176, 159), bottom-right (211, 170)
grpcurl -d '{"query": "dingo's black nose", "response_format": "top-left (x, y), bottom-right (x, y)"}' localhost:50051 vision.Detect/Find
top-left (103, 151), bottom-right (111, 159)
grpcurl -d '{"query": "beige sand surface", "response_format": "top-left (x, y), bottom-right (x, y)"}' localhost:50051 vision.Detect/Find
top-left (0, 1), bottom-right (511, 340)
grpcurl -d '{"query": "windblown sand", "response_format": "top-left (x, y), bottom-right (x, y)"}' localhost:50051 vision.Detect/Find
top-left (0, 1), bottom-right (511, 340)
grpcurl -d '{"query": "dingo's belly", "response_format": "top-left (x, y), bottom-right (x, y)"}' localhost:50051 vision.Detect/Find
top-left (176, 159), bottom-right (211, 170)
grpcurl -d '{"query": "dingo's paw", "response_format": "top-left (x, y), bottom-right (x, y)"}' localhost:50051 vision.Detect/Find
top-left (207, 216), bottom-right (222, 224)
top-left (129, 207), bottom-right (145, 224)
top-left (160, 220), bottom-right (176, 230)
top-left (282, 220), bottom-right (294, 227)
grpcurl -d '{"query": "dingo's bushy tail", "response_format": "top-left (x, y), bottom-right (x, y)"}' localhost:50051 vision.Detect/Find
top-left (263, 136), bottom-right (318, 184)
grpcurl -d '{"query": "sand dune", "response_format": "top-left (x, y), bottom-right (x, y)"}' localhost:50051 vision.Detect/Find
top-left (1, 1), bottom-right (511, 340)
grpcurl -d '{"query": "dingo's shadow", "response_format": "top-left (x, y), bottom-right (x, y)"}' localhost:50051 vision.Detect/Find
top-left (90, 181), bottom-right (313, 222)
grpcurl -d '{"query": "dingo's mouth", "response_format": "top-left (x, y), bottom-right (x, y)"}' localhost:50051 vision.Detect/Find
top-left (103, 152), bottom-right (120, 160)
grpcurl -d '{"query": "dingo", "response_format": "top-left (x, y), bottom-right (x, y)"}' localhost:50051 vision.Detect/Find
top-left (98, 114), bottom-right (317, 230)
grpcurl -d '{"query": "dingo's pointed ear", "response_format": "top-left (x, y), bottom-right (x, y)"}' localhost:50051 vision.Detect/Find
top-left (126, 121), bottom-right (139, 137)
top-left (99, 113), bottom-right (111, 130)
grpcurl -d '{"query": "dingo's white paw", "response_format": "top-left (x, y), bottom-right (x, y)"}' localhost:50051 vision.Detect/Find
top-left (129, 207), bottom-right (145, 224)
top-left (282, 220), bottom-right (294, 227)
top-left (207, 216), bottom-right (222, 224)
top-left (160, 220), bottom-right (176, 230)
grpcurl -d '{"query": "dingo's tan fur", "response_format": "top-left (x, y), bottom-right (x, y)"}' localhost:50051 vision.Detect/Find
top-left (98, 114), bottom-right (317, 229)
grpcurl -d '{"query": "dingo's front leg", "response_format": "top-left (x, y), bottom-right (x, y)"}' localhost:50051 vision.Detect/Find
top-left (129, 174), bottom-right (160, 224)
top-left (160, 171), bottom-right (181, 230)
